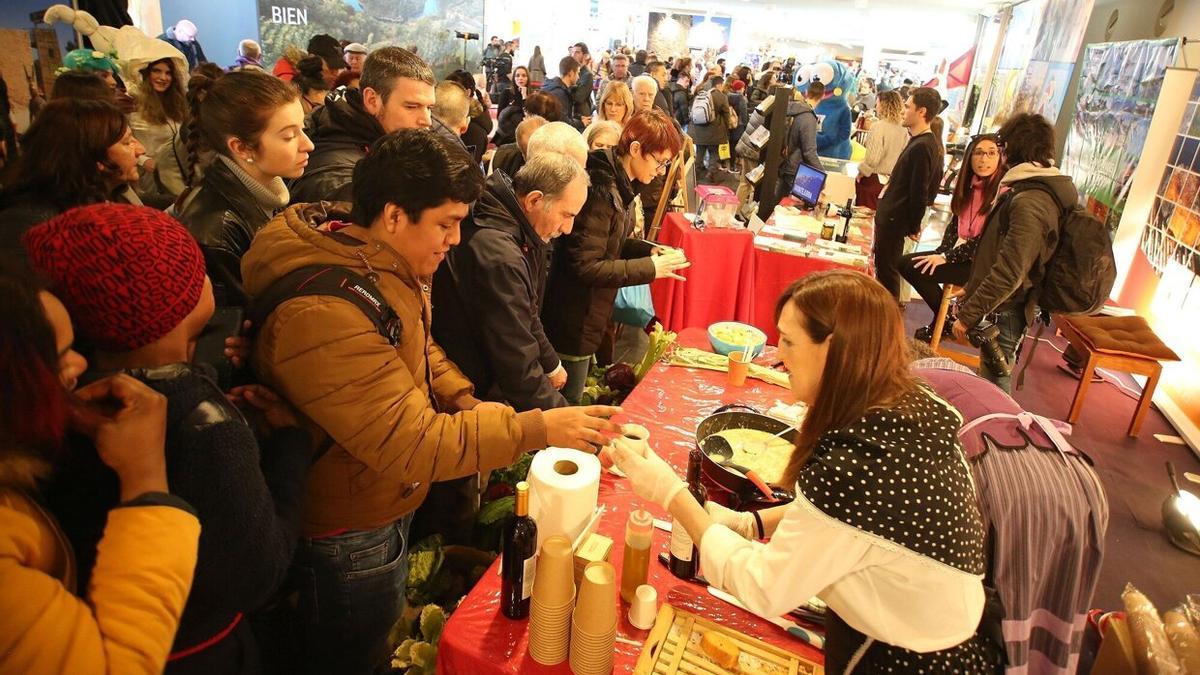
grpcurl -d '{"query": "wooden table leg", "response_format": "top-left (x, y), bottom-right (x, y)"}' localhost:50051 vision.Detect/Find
top-left (1068, 351), bottom-right (1099, 424)
top-left (1129, 362), bottom-right (1162, 437)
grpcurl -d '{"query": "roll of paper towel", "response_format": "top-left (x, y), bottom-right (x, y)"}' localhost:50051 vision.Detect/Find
top-left (527, 447), bottom-right (601, 549)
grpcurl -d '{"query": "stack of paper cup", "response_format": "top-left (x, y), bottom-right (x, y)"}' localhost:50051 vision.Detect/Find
top-left (528, 535), bottom-right (575, 665)
top-left (569, 561), bottom-right (618, 674)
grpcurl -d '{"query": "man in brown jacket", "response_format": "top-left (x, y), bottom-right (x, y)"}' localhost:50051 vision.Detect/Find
top-left (242, 130), bottom-right (620, 674)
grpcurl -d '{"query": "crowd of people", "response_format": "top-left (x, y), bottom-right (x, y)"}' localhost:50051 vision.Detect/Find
top-left (0, 19), bottom-right (1080, 675)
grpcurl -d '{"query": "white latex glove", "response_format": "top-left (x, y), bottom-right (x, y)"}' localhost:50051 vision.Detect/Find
top-left (611, 443), bottom-right (687, 508)
top-left (548, 363), bottom-right (568, 390)
top-left (705, 501), bottom-right (758, 540)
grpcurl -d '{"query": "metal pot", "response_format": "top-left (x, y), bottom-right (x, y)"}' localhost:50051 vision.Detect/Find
top-left (696, 404), bottom-right (796, 509)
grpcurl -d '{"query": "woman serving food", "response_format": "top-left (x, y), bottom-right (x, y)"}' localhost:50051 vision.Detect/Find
top-left (612, 270), bottom-right (1001, 673)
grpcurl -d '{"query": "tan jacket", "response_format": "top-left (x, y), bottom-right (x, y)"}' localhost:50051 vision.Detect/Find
top-left (242, 203), bottom-right (547, 535)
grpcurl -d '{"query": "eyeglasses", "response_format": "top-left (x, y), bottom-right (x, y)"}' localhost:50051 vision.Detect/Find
top-left (972, 149), bottom-right (1001, 159)
top-left (651, 154), bottom-right (673, 172)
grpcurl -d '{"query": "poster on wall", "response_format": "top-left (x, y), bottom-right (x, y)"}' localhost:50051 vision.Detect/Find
top-left (980, 0), bottom-right (1093, 128)
top-left (1061, 38), bottom-right (1180, 236)
top-left (1141, 74), bottom-right (1200, 278)
top-left (257, 0), bottom-right (483, 76)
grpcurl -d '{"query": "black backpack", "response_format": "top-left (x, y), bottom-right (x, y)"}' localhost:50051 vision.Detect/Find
top-left (1006, 181), bottom-right (1116, 315)
top-left (1001, 181), bottom-right (1116, 389)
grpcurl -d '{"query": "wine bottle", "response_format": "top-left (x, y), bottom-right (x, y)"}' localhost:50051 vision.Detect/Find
top-left (836, 198), bottom-right (853, 244)
top-left (501, 481), bottom-right (538, 619)
top-left (668, 449), bottom-right (707, 579)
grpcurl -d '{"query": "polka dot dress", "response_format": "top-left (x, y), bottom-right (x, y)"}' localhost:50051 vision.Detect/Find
top-left (798, 388), bottom-right (1002, 673)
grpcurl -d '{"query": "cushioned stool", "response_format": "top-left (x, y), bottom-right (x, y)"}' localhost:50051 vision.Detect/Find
top-left (1055, 314), bottom-right (1180, 437)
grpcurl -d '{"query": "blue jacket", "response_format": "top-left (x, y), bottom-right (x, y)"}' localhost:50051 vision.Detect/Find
top-left (540, 77), bottom-right (582, 130)
top-left (814, 96), bottom-right (852, 160)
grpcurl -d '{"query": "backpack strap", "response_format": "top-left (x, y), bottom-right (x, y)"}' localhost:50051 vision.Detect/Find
top-left (1012, 309), bottom-right (1050, 391)
top-left (248, 264), bottom-right (402, 346)
top-left (247, 265), bottom-right (401, 464)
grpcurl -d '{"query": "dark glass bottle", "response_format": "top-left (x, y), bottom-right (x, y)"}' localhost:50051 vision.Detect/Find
top-left (668, 449), bottom-right (707, 579)
top-left (501, 481), bottom-right (538, 619)
top-left (836, 198), bottom-right (853, 244)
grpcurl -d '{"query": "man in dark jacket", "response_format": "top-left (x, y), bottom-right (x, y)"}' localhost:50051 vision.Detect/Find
top-left (954, 113), bottom-right (1073, 392)
top-left (570, 43), bottom-right (595, 122)
top-left (669, 72), bottom-right (692, 129)
top-left (873, 86), bottom-right (943, 300)
top-left (688, 75), bottom-right (732, 182)
top-left (289, 46), bottom-right (434, 203)
top-left (432, 154), bottom-right (589, 410)
top-left (541, 56), bottom-right (584, 130)
top-left (158, 20), bottom-right (207, 70)
top-left (776, 82), bottom-right (824, 204)
top-left (630, 49), bottom-right (648, 77)
top-left (647, 61), bottom-right (673, 118)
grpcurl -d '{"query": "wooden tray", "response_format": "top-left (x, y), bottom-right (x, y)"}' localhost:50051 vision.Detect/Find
top-left (634, 604), bottom-right (824, 675)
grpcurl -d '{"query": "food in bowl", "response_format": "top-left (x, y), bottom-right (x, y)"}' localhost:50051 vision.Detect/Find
top-left (706, 428), bottom-right (794, 484)
top-left (707, 322), bottom-right (767, 357)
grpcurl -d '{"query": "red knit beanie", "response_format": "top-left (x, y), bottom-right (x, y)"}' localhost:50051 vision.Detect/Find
top-left (731, 80), bottom-right (746, 93)
top-left (23, 203), bottom-right (207, 352)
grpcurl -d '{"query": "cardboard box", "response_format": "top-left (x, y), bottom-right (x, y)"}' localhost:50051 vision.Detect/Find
top-left (572, 532), bottom-right (613, 586)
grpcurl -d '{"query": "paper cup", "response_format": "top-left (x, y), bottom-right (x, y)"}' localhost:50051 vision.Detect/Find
top-left (532, 535), bottom-right (576, 607)
top-left (572, 561), bottom-right (617, 636)
top-left (727, 350), bottom-right (750, 387)
top-left (627, 584), bottom-right (658, 630)
top-left (569, 627), bottom-right (615, 675)
top-left (613, 424), bottom-right (650, 458)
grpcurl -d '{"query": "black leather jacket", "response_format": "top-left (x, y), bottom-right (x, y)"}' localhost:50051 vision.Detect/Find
top-left (177, 158), bottom-right (278, 306)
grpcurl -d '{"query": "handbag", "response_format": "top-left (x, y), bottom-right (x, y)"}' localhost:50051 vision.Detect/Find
top-left (613, 284), bottom-right (655, 327)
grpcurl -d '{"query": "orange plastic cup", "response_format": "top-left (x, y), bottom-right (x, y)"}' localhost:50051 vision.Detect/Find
top-left (727, 350), bottom-right (749, 387)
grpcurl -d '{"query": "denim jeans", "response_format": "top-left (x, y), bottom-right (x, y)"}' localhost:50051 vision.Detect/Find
top-left (978, 307), bottom-right (1027, 394)
top-left (560, 355), bottom-right (593, 405)
top-left (291, 515), bottom-right (413, 675)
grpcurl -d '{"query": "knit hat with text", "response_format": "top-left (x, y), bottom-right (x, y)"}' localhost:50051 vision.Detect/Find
top-left (23, 203), bottom-right (206, 351)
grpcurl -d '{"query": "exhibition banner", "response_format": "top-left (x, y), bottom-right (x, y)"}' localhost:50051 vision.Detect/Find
top-left (1061, 38), bottom-right (1180, 236)
top-left (980, 0), bottom-right (1092, 128)
top-left (257, 0), bottom-right (484, 76)
top-left (1142, 73), bottom-right (1200, 277)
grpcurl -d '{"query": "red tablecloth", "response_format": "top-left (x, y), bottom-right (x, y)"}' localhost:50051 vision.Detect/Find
top-left (750, 252), bottom-right (859, 345)
top-left (650, 212), bottom-right (756, 332)
top-left (437, 329), bottom-right (822, 674)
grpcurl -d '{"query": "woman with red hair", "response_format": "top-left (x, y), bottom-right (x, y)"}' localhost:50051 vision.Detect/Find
top-left (542, 109), bottom-right (691, 402)
top-left (0, 263), bottom-right (201, 674)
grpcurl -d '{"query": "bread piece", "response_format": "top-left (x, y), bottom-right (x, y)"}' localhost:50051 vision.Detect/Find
top-left (701, 631), bottom-right (741, 670)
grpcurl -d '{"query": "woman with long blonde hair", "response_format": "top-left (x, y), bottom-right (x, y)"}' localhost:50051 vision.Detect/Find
top-left (596, 80), bottom-right (634, 126)
top-left (855, 90), bottom-right (908, 208)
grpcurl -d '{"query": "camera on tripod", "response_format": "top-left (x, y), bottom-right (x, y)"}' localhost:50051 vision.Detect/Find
top-left (966, 320), bottom-right (1009, 376)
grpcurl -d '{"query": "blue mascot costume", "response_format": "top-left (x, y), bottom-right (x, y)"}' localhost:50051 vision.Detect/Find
top-left (795, 60), bottom-right (856, 160)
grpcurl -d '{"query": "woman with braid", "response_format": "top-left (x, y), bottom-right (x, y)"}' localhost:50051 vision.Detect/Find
top-left (176, 70), bottom-right (314, 307)
top-left (152, 70), bottom-right (225, 199)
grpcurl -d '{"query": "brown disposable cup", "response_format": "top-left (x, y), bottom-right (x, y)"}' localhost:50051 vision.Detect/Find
top-left (532, 535), bottom-right (576, 607)
top-left (572, 561), bottom-right (618, 635)
top-left (570, 630), bottom-right (615, 674)
top-left (727, 350), bottom-right (750, 387)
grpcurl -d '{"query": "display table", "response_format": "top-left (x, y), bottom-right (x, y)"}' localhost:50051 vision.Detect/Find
top-left (437, 328), bottom-right (822, 674)
top-left (650, 212), bottom-right (756, 332)
top-left (749, 251), bottom-right (860, 344)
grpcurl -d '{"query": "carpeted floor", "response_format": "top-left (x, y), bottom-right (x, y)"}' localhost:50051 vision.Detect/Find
top-left (902, 303), bottom-right (1200, 612)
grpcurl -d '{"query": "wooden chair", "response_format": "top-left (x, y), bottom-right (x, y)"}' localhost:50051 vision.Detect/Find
top-left (1055, 314), bottom-right (1180, 437)
top-left (929, 285), bottom-right (981, 369)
